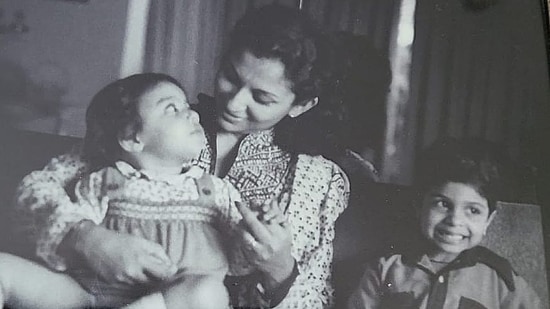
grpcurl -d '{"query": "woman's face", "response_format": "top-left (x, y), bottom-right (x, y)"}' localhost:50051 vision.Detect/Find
top-left (214, 50), bottom-right (299, 135)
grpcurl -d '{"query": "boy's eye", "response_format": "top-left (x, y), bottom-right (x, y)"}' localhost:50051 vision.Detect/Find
top-left (467, 206), bottom-right (482, 215)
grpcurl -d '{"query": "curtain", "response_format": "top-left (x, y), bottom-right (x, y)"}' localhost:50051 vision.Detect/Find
top-left (385, 0), bottom-right (550, 188)
top-left (222, 0), bottom-right (400, 64)
top-left (144, 0), bottom-right (227, 102)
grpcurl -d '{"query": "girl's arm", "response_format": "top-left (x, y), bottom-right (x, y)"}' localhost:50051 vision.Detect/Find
top-left (14, 150), bottom-right (89, 270)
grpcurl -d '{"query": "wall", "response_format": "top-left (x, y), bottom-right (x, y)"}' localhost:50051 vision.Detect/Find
top-left (0, 0), bottom-right (130, 137)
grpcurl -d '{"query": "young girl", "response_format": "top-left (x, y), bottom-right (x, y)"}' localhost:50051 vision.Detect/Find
top-left (0, 73), bottom-right (252, 309)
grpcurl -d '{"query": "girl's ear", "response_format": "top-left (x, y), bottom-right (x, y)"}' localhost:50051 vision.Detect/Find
top-left (118, 131), bottom-right (144, 153)
top-left (288, 97), bottom-right (319, 118)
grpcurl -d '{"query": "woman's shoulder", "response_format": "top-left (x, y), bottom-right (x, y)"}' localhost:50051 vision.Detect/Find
top-left (293, 154), bottom-right (350, 203)
top-left (296, 154), bottom-right (349, 180)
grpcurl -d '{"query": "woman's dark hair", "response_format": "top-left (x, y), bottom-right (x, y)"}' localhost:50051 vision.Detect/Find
top-left (333, 32), bottom-right (392, 165)
top-left (414, 137), bottom-right (509, 213)
top-left (227, 4), bottom-right (348, 158)
top-left (82, 73), bottom-right (183, 171)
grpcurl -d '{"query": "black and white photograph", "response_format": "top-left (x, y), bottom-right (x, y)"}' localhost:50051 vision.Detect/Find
top-left (0, 0), bottom-right (549, 308)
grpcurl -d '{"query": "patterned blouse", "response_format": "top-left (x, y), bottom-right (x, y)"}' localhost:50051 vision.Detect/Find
top-left (15, 129), bottom-right (350, 308)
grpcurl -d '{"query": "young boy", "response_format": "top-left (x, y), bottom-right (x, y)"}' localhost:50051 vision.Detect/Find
top-left (347, 138), bottom-right (543, 308)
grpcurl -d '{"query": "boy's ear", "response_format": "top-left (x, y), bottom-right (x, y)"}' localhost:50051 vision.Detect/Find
top-left (118, 131), bottom-right (144, 153)
top-left (288, 97), bottom-right (319, 118)
top-left (483, 210), bottom-right (497, 235)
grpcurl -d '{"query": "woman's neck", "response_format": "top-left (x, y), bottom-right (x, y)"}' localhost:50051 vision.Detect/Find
top-left (215, 131), bottom-right (245, 177)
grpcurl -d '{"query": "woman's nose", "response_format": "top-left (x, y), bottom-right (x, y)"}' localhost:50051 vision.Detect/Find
top-left (225, 87), bottom-right (249, 112)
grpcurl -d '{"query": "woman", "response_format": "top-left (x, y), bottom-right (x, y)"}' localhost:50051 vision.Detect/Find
top-left (14, 5), bottom-right (350, 308)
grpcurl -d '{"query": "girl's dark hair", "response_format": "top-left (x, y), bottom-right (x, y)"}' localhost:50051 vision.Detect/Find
top-left (82, 73), bottom-right (183, 171)
top-left (227, 4), bottom-right (348, 158)
top-left (414, 137), bottom-right (509, 213)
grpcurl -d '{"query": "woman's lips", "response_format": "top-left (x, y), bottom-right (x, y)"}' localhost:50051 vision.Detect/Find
top-left (220, 111), bottom-right (242, 123)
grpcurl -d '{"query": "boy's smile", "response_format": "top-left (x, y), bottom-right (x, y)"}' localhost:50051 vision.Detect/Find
top-left (419, 182), bottom-right (495, 262)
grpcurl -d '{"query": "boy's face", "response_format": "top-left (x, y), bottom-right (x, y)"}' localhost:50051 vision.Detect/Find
top-left (136, 82), bottom-right (206, 164)
top-left (419, 182), bottom-right (495, 262)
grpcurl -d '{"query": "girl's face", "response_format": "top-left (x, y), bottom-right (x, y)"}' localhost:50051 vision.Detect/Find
top-left (419, 182), bottom-right (495, 262)
top-left (135, 82), bottom-right (206, 163)
top-left (215, 50), bottom-right (305, 134)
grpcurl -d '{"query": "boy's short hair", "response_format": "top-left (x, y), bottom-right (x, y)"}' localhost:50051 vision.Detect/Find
top-left (414, 137), bottom-right (508, 213)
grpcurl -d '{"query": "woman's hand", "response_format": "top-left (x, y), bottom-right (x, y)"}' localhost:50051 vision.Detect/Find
top-left (236, 200), bottom-right (295, 290)
top-left (62, 221), bottom-right (177, 285)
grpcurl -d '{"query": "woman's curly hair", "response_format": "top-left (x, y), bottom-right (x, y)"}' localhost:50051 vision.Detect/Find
top-left (227, 4), bottom-right (349, 158)
top-left (82, 73), bottom-right (183, 171)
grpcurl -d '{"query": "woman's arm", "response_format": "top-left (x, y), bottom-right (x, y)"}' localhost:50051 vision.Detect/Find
top-left (274, 159), bottom-right (349, 308)
top-left (62, 167), bottom-right (177, 284)
top-left (14, 150), bottom-right (88, 270)
top-left (233, 156), bottom-right (350, 308)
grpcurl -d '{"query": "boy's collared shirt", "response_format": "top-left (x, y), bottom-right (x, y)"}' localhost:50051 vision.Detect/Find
top-left (348, 246), bottom-right (543, 309)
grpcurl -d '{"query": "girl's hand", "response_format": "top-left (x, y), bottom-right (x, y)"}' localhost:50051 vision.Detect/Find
top-left (67, 221), bottom-right (177, 285)
top-left (236, 200), bottom-right (295, 290)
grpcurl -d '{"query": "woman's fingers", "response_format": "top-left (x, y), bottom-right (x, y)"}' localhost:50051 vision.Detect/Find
top-left (145, 242), bottom-right (174, 266)
top-left (236, 202), bottom-right (271, 243)
top-left (121, 269), bottom-right (149, 285)
top-left (142, 258), bottom-right (178, 281)
top-left (241, 229), bottom-right (261, 251)
top-left (140, 241), bottom-right (177, 281)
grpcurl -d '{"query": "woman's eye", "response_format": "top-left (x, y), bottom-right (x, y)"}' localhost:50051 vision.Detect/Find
top-left (253, 96), bottom-right (270, 105)
top-left (252, 92), bottom-right (275, 105)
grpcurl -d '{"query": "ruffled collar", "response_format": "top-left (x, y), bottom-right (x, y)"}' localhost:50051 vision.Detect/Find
top-left (114, 161), bottom-right (204, 183)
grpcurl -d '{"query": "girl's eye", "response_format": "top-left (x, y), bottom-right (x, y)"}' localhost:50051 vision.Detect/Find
top-left (166, 104), bottom-right (178, 114)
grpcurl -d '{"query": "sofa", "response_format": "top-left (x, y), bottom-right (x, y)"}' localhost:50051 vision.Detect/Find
top-left (0, 128), bottom-right (548, 307)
